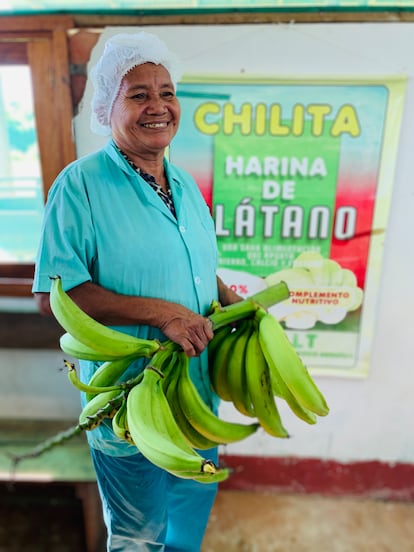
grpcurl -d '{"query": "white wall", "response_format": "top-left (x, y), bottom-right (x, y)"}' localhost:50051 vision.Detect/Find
top-left (2, 23), bottom-right (414, 465)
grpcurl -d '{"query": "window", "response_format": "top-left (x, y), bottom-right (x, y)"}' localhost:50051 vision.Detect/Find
top-left (0, 66), bottom-right (43, 264)
top-left (0, 18), bottom-right (76, 296)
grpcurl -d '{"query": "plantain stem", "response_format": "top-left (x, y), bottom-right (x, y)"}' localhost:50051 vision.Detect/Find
top-left (248, 281), bottom-right (290, 309)
top-left (7, 424), bottom-right (83, 479)
top-left (209, 281), bottom-right (290, 330)
top-left (7, 396), bottom-right (124, 476)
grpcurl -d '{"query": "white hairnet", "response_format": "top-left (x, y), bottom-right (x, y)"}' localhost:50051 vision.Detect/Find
top-left (90, 31), bottom-right (183, 135)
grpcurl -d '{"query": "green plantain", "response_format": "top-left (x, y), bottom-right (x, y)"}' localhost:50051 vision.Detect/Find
top-left (257, 309), bottom-right (329, 416)
top-left (177, 352), bottom-right (259, 444)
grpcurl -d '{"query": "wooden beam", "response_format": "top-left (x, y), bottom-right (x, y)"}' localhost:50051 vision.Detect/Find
top-left (70, 9), bottom-right (413, 27)
top-left (52, 29), bottom-right (77, 166)
top-left (0, 281), bottom-right (33, 297)
top-left (0, 311), bottom-right (62, 349)
top-left (27, 38), bottom-right (58, 196)
top-left (0, 15), bottom-right (74, 32)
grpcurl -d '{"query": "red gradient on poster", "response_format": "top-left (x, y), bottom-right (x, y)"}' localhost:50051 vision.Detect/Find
top-left (194, 171), bottom-right (214, 210)
top-left (330, 173), bottom-right (378, 290)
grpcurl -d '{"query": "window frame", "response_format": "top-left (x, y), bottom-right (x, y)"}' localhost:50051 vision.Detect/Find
top-left (0, 16), bottom-right (76, 297)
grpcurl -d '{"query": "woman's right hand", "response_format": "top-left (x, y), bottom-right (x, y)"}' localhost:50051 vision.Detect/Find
top-left (159, 305), bottom-right (214, 357)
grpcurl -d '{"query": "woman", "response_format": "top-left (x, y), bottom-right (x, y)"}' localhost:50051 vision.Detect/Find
top-left (33, 31), bottom-right (240, 551)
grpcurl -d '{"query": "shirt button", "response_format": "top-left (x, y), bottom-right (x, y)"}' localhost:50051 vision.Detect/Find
top-left (179, 225), bottom-right (186, 233)
top-left (194, 276), bottom-right (201, 285)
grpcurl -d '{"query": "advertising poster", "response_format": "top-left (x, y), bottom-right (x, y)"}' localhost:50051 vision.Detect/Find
top-left (170, 77), bottom-right (406, 377)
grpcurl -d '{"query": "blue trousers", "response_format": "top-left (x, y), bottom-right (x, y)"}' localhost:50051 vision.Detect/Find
top-left (90, 447), bottom-right (219, 551)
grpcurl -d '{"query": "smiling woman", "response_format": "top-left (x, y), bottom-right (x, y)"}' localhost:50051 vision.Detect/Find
top-left (31, 30), bottom-right (243, 551)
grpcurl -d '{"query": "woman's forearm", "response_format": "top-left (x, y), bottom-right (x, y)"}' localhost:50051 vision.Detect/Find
top-left (216, 275), bottom-right (243, 306)
top-left (35, 281), bottom-right (215, 357)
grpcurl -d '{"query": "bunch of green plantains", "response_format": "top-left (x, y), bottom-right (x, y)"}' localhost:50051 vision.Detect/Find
top-left (10, 276), bottom-right (328, 483)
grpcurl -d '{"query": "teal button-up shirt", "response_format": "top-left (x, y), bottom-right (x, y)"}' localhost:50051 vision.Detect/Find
top-left (33, 139), bottom-right (219, 455)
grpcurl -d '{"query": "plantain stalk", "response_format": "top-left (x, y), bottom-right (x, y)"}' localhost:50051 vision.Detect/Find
top-left (8, 283), bottom-right (289, 470)
top-left (7, 395), bottom-right (123, 473)
top-left (208, 281), bottom-right (290, 330)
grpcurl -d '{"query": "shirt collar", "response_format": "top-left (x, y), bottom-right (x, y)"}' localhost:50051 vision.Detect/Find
top-left (104, 139), bottom-right (182, 187)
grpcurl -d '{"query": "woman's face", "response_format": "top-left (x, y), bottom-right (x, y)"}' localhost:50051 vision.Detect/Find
top-left (110, 62), bottom-right (181, 159)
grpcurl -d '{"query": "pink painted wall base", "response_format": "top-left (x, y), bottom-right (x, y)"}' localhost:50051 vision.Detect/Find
top-left (219, 455), bottom-right (414, 502)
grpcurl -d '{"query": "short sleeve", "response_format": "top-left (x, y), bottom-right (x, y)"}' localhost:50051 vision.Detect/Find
top-left (32, 168), bottom-right (97, 293)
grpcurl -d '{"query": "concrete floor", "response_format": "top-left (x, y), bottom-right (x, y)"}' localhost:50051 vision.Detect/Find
top-left (202, 491), bottom-right (414, 552)
top-left (2, 480), bottom-right (413, 551)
